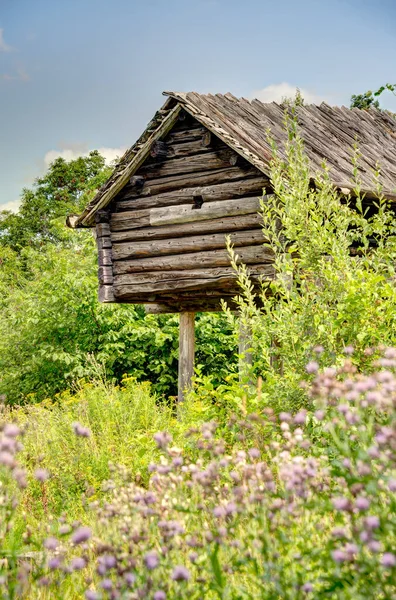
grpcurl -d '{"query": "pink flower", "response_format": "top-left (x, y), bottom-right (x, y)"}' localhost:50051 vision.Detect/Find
top-left (355, 497), bottom-right (370, 511)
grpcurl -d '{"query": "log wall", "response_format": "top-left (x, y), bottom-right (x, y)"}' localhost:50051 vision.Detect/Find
top-left (98, 112), bottom-right (274, 311)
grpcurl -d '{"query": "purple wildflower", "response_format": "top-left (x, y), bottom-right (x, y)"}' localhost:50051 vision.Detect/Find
top-left (70, 557), bottom-right (86, 571)
top-left (144, 551), bottom-right (159, 570)
top-left (355, 497), bottom-right (370, 511)
top-left (294, 410), bottom-right (307, 424)
top-left (44, 537), bottom-right (59, 551)
top-left (302, 583), bottom-right (313, 593)
top-left (332, 549), bottom-right (346, 563)
top-left (72, 526), bottom-right (92, 544)
top-left (85, 592), bottom-right (100, 600)
top-left (101, 579), bottom-right (112, 591)
top-left (306, 361), bottom-right (319, 374)
top-left (381, 553), bottom-right (396, 567)
top-left (154, 592), bottom-right (166, 600)
top-left (0, 452), bottom-right (15, 468)
top-left (124, 572), bottom-right (136, 586)
top-left (48, 557), bottom-right (62, 570)
top-left (388, 479), bottom-right (396, 492)
top-left (332, 497), bottom-right (350, 511)
top-left (171, 565), bottom-right (190, 581)
top-left (72, 422), bottom-right (91, 438)
top-left (34, 468), bottom-right (49, 482)
top-left (365, 516), bottom-right (380, 530)
top-left (153, 431), bottom-right (172, 449)
top-left (3, 424), bottom-right (20, 438)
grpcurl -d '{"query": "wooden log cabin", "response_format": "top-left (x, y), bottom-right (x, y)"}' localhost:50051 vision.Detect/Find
top-left (68, 91), bottom-right (396, 398)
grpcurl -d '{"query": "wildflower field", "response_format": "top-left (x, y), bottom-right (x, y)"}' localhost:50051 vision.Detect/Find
top-left (1, 117), bottom-right (396, 598)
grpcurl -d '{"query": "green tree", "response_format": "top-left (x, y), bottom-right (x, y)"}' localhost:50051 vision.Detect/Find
top-left (350, 83), bottom-right (396, 110)
top-left (0, 151), bottom-right (111, 252)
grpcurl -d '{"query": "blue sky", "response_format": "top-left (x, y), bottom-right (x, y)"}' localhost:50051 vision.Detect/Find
top-left (1, 0), bottom-right (395, 210)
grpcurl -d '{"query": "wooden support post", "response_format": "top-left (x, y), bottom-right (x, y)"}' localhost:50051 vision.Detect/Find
top-left (178, 312), bottom-right (195, 402)
top-left (239, 321), bottom-right (253, 382)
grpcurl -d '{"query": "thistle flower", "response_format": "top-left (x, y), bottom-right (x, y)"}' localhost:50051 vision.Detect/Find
top-left (3, 424), bottom-right (20, 438)
top-left (72, 422), bottom-right (91, 438)
top-left (85, 591), bottom-right (100, 600)
top-left (34, 468), bottom-right (49, 482)
top-left (355, 497), bottom-right (370, 511)
top-left (381, 553), bottom-right (396, 567)
top-left (306, 361), bottom-right (319, 374)
top-left (70, 557), bottom-right (86, 571)
top-left (44, 536), bottom-right (59, 551)
top-left (153, 431), bottom-right (172, 450)
top-left (72, 526), bottom-right (92, 544)
top-left (331, 549), bottom-right (346, 563)
top-left (332, 497), bottom-right (350, 511)
top-left (171, 565), bottom-right (190, 581)
top-left (365, 516), bottom-right (380, 530)
top-left (144, 551), bottom-right (159, 570)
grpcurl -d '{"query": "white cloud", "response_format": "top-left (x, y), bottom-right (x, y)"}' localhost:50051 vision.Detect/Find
top-left (43, 145), bottom-right (127, 168)
top-left (1, 66), bottom-right (30, 82)
top-left (0, 199), bottom-right (20, 213)
top-left (0, 29), bottom-right (12, 52)
top-left (250, 82), bottom-right (329, 105)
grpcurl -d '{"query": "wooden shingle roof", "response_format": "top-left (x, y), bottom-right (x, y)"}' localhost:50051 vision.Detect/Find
top-left (71, 91), bottom-right (396, 227)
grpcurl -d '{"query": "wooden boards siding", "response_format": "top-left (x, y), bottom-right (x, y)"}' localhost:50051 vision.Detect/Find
top-left (97, 114), bottom-right (274, 311)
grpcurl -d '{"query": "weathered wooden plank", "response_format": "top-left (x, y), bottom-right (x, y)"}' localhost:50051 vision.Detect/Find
top-left (118, 166), bottom-right (260, 200)
top-left (113, 264), bottom-right (274, 296)
top-left (111, 213), bottom-right (263, 243)
top-left (112, 229), bottom-right (265, 260)
top-left (115, 176), bottom-right (269, 212)
top-left (139, 150), bottom-right (236, 179)
top-left (165, 138), bottom-right (217, 158)
top-left (110, 210), bottom-right (150, 231)
top-left (113, 245), bottom-right (273, 274)
top-left (144, 303), bottom-right (227, 313)
top-left (98, 249), bottom-right (113, 266)
top-left (96, 223), bottom-right (111, 237)
top-left (178, 312), bottom-right (195, 402)
top-left (97, 237), bottom-right (112, 250)
top-left (98, 285), bottom-right (115, 303)
top-left (166, 126), bottom-right (206, 144)
top-left (150, 196), bottom-right (263, 227)
top-left (98, 266), bottom-right (113, 285)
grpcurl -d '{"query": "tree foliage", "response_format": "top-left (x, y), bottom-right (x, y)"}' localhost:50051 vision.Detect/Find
top-left (350, 83), bottom-right (396, 111)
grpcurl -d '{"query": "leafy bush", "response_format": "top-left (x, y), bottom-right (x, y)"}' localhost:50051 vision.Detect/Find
top-left (0, 236), bottom-right (236, 404)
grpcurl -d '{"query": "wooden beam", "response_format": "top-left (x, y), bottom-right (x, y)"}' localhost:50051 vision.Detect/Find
top-left (114, 176), bottom-right (269, 212)
top-left (119, 166), bottom-right (261, 201)
top-left (111, 229), bottom-right (266, 260)
top-left (110, 213), bottom-right (263, 244)
top-left (178, 312), bottom-right (195, 402)
top-left (149, 196), bottom-right (263, 227)
top-left (113, 264), bottom-right (275, 296)
top-left (139, 149), bottom-right (237, 179)
top-left (112, 245), bottom-right (273, 274)
top-left (98, 285), bottom-right (115, 303)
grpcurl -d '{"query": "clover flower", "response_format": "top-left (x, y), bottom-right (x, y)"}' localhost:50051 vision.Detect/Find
top-left (171, 565), bottom-right (190, 581)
